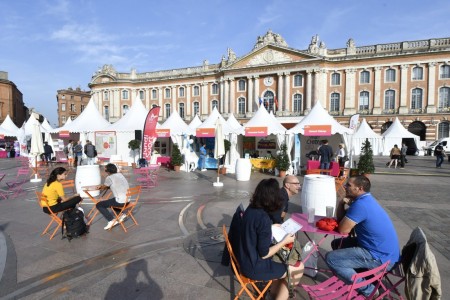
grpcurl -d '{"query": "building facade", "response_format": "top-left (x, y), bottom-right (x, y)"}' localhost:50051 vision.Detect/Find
top-left (0, 71), bottom-right (27, 127)
top-left (56, 87), bottom-right (91, 127)
top-left (88, 31), bottom-right (450, 143)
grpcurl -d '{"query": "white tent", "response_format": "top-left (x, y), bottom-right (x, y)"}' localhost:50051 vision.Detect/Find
top-left (188, 115), bottom-right (202, 133)
top-left (62, 98), bottom-right (110, 133)
top-left (159, 110), bottom-right (191, 146)
top-left (24, 114), bottom-right (47, 136)
top-left (41, 118), bottom-right (54, 132)
top-left (196, 107), bottom-right (235, 135)
top-left (244, 105), bottom-right (286, 135)
top-left (382, 117), bottom-right (420, 156)
top-left (225, 114), bottom-right (244, 173)
top-left (351, 118), bottom-right (383, 156)
top-left (107, 98), bottom-right (149, 132)
top-left (0, 126), bottom-right (16, 137)
top-left (226, 114), bottom-right (244, 135)
top-left (0, 115), bottom-right (20, 135)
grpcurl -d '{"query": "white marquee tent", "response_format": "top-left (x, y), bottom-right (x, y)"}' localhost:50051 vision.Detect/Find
top-left (351, 118), bottom-right (383, 156)
top-left (58, 98), bottom-right (110, 133)
top-left (382, 117), bottom-right (420, 156)
top-left (196, 107), bottom-right (234, 135)
top-left (0, 115), bottom-right (20, 135)
top-left (188, 115), bottom-right (202, 133)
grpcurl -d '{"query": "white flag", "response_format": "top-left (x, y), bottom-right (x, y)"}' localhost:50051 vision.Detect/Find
top-left (349, 114), bottom-right (360, 132)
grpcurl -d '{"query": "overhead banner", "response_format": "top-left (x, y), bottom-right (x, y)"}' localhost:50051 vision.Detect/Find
top-left (142, 106), bottom-right (161, 162)
top-left (196, 127), bottom-right (215, 137)
top-left (245, 126), bottom-right (268, 137)
top-left (304, 125), bottom-right (331, 136)
top-left (156, 128), bottom-right (170, 138)
top-left (59, 130), bottom-right (70, 138)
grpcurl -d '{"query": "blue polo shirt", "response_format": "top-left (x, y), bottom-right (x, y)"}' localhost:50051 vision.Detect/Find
top-left (346, 192), bottom-right (400, 264)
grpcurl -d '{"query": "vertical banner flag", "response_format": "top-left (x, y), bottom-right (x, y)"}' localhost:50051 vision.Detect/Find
top-left (142, 106), bottom-right (161, 162)
top-left (349, 114), bottom-right (360, 132)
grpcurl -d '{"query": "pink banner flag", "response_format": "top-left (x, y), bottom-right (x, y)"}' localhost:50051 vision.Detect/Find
top-left (142, 106), bottom-right (160, 162)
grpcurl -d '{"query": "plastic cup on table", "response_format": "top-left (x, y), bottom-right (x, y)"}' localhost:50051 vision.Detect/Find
top-left (326, 206), bottom-right (334, 218)
top-left (307, 207), bottom-right (315, 224)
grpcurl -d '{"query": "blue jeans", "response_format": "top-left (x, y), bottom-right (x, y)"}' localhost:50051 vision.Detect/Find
top-left (436, 155), bottom-right (444, 167)
top-left (326, 237), bottom-right (393, 296)
top-left (320, 162), bottom-right (330, 170)
top-left (198, 155), bottom-right (205, 170)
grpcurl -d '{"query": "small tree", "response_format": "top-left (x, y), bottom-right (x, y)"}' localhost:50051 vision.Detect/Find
top-left (276, 143), bottom-right (290, 171)
top-left (128, 139), bottom-right (141, 163)
top-left (357, 139), bottom-right (375, 174)
top-left (171, 144), bottom-right (183, 166)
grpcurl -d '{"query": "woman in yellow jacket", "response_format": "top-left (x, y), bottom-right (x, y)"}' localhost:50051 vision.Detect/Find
top-left (41, 167), bottom-right (82, 214)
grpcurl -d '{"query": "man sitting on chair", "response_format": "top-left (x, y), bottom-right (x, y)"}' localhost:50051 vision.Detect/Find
top-left (96, 163), bottom-right (130, 230)
top-left (325, 176), bottom-right (400, 297)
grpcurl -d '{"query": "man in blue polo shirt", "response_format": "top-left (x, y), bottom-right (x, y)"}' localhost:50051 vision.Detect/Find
top-left (326, 175), bottom-right (400, 297)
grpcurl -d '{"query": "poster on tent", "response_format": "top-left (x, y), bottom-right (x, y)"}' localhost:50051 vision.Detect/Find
top-left (95, 131), bottom-right (117, 158)
top-left (300, 134), bottom-right (343, 166)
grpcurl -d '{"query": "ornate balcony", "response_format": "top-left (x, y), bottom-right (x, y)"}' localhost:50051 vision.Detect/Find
top-left (382, 109), bottom-right (396, 114)
top-left (357, 109), bottom-right (370, 115)
top-left (409, 108), bottom-right (423, 114)
top-left (329, 111), bottom-right (341, 116)
top-left (437, 107), bottom-right (450, 113)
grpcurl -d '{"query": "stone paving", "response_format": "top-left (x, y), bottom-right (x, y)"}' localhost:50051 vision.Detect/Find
top-left (0, 155), bottom-right (448, 299)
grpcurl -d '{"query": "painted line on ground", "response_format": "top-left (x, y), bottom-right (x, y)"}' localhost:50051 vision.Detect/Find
top-left (178, 201), bottom-right (194, 236)
top-left (197, 204), bottom-right (207, 229)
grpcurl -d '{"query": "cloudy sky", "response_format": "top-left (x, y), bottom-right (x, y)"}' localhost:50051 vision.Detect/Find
top-left (1, 0), bottom-right (449, 126)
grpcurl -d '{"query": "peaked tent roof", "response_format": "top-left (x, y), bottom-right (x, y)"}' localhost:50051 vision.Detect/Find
top-left (0, 126), bottom-right (16, 137)
top-left (288, 102), bottom-right (352, 135)
top-left (226, 114), bottom-right (244, 135)
top-left (244, 105), bottom-right (286, 135)
top-left (24, 114), bottom-right (47, 135)
top-left (0, 115), bottom-right (20, 135)
top-left (159, 110), bottom-right (190, 135)
top-left (381, 117), bottom-right (420, 155)
top-left (353, 118), bottom-right (382, 139)
top-left (351, 118), bottom-right (383, 155)
top-left (107, 97), bottom-right (149, 132)
top-left (41, 118), bottom-right (54, 131)
top-left (63, 98), bottom-right (110, 132)
top-left (196, 107), bottom-right (235, 135)
top-left (188, 115), bottom-right (202, 133)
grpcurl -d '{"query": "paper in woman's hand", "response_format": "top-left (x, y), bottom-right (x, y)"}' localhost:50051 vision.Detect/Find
top-left (271, 218), bottom-right (302, 242)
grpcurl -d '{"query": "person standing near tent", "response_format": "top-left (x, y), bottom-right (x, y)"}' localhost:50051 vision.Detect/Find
top-left (43, 141), bottom-right (53, 165)
top-left (198, 143), bottom-right (207, 171)
top-left (73, 140), bottom-right (83, 167)
top-left (434, 143), bottom-right (445, 168)
top-left (84, 140), bottom-right (97, 165)
top-left (388, 144), bottom-right (401, 169)
top-left (400, 143), bottom-right (408, 169)
top-left (318, 139), bottom-right (333, 170)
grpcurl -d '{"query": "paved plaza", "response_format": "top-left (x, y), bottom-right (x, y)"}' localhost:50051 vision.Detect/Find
top-left (0, 156), bottom-right (448, 299)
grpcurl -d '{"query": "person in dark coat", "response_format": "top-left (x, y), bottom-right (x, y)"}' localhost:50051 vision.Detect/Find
top-left (43, 142), bottom-right (53, 165)
top-left (318, 139), bottom-right (333, 170)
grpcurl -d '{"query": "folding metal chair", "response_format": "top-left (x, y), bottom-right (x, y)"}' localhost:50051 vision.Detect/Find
top-left (222, 225), bottom-right (272, 300)
top-left (60, 179), bottom-right (76, 195)
top-left (6, 168), bottom-right (30, 198)
top-left (134, 166), bottom-right (159, 189)
top-left (35, 191), bottom-right (70, 240)
top-left (301, 260), bottom-right (390, 299)
top-left (114, 161), bottom-right (131, 177)
top-left (0, 173), bottom-right (8, 200)
top-left (108, 186), bottom-right (142, 232)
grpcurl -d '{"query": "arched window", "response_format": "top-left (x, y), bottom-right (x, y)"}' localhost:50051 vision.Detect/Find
top-left (193, 86), bottom-right (200, 96)
top-left (263, 91), bottom-right (275, 112)
top-left (440, 65), bottom-right (450, 79)
top-left (294, 74), bottom-right (303, 87)
top-left (408, 121), bottom-right (426, 141)
top-left (438, 121), bottom-right (450, 138)
top-left (139, 90), bottom-right (144, 100)
top-left (122, 90), bottom-right (129, 100)
top-left (412, 66), bottom-right (423, 80)
top-left (165, 88), bottom-right (171, 99)
top-left (360, 71), bottom-right (370, 84)
top-left (293, 94), bottom-right (302, 112)
top-left (212, 100), bottom-right (218, 110)
top-left (330, 93), bottom-right (340, 112)
top-left (193, 102), bottom-right (199, 116)
top-left (384, 90), bottom-right (395, 110)
top-left (359, 91), bottom-right (369, 111)
top-left (151, 89), bottom-right (157, 99)
top-left (104, 106), bottom-right (109, 120)
top-left (165, 103), bottom-right (171, 118)
top-left (211, 83), bottom-right (219, 95)
top-left (238, 80), bottom-right (246, 91)
top-left (122, 105), bottom-right (129, 116)
top-left (331, 73), bottom-right (340, 85)
top-left (179, 103), bottom-right (185, 118)
top-left (179, 87), bottom-right (185, 97)
top-left (438, 87), bottom-right (450, 111)
top-left (386, 68), bottom-right (396, 82)
top-left (103, 91), bottom-right (109, 101)
top-left (238, 97), bottom-right (246, 114)
top-left (411, 88), bottom-right (423, 110)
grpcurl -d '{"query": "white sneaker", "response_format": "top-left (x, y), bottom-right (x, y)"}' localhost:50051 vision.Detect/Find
top-left (104, 220), bottom-right (117, 230)
top-left (118, 214), bottom-right (127, 223)
top-left (201, 169), bottom-right (207, 171)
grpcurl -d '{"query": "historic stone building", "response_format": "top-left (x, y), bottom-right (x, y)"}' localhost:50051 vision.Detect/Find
top-left (88, 30), bottom-right (450, 143)
top-left (56, 87), bottom-right (91, 127)
top-left (0, 71), bottom-right (27, 127)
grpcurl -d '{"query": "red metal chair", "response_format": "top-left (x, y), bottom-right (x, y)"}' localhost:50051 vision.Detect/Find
top-left (0, 173), bottom-right (8, 200)
top-left (6, 168), bottom-right (30, 198)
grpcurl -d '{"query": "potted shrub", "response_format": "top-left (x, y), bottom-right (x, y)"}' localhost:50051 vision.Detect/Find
top-left (128, 139), bottom-right (141, 168)
top-left (219, 139), bottom-right (231, 174)
top-left (357, 139), bottom-right (375, 176)
top-left (276, 143), bottom-right (290, 177)
top-left (171, 143), bottom-right (183, 172)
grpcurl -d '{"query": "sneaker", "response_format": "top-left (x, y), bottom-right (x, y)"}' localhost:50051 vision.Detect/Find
top-left (118, 214), bottom-right (127, 223)
top-left (201, 169), bottom-right (207, 171)
top-left (104, 220), bottom-right (117, 230)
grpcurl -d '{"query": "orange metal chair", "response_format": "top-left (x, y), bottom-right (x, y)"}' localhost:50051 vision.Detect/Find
top-left (60, 179), bottom-right (76, 195)
top-left (115, 161), bottom-right (131, 177)
top-left (108, 186), bottom-right (142, 232)
top-left (222, 225), bottom-right (272, 300)
top-left (35, 191), bottom-right (70, 240)
top-left (335, 168), bottom-right (349, 199)
top-left (306, 168), bottom-right (332, 175)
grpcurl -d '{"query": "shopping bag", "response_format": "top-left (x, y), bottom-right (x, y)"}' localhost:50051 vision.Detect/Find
top-left (301, 241), bottom-right (318, 277)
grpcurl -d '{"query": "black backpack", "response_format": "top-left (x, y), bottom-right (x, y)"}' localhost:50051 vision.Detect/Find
top-left (138, 158), bottom-right (148, 168)
top-left (61, 208), bottom-right (88, 241)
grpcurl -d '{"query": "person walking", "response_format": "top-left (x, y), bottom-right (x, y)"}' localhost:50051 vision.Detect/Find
top-left (318, 139), bottom-right (333, 171)
top-left (388, 144), bottom-right (401, 169)
top-left (400, 143), bottom-right (408, 169)
top-left (66, 140), bottom-right (75, 167)
top-left (73, 141), bottom-right (83, 167)
top-left (43, 141), bottom-right (53, 165)
top-left (434, 143), bottom-right (445, 168)
top-left (198, 143), bottom-right (207, 171)
top-left (84, 140), bottom-right (97, 165)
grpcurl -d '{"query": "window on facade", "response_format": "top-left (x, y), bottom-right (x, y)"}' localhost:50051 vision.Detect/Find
top-left (103, 91), bottom-right (108, 100)
top-left (360, 71), bottom-right (370, 84)
top-left (165, 88), bottom-right (171, 99)
top-left (438, 122), bottom-right (450, 139)
top-left (238, 97), bottom-right (246, 114)
top-left (179, 103), bottom-right (185, 118)
top-left (151, 89), bottom-right (157, 99)
top-left (238, 80), bottom-right (246, 91)
top-left (61, 116), bottom-right (66, 124)
top-left (70, 104), bottom-right (75, 112)
top-left (61, 95), bottom-right (65, 99)
top-left (412, 66), bottom-right (423, 80)
top-left (263, 91), bottom-right (275, 112)
top-left (122, 90), bottom-right (129, 100)
top-left (81, 105), bottom-right (85, 112)
top-left (440, 65), bottom-right (450, 79)
top-left (70, 95), bottom-right (74, 100)
top-left (439, 87), bottom-right (450, 109)
top-left (104, 106), bottom-right (109, 120)
top-left (293, 94), bottom-right (302, 112)
top-left (331, 73), bottom-right (340, 86)
top-left (193, 86), bottom-right (200, 96)
top-left (386, 69), bottom-right (396, 82)
top-left (384, 90), bottom-right (396, 109)
top-left (211, 83), bottom-right (219, 95)
top-left (359, 91), bottom-right (369, 110)
top-left (193, 102), bottom-right (199, 116)
top-left (179, 87), bottom-right (185, 97)
top-left (123, 105), bottom-right (129, 116)
top-left (61, 103), bottom-right (66, 111)
top-left (165, 103), bottom-right (171, 118)
top-left (411, 88), bottom-right (423, 110)
top-left (330, 93), bottom-right (340, 112)
top-left (294, 74), bottom-right (303, 87)
top-left (212, 100), bottom-right (219, 110)
top-left (139, 90), bottom-right (144, 100)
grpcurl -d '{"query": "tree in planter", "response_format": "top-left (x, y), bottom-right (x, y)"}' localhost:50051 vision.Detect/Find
top-left (171, 144), bottom-right (183, 171)
top-left (357, 138), bottom-right (375, 175)
top-left (276, 143), bottom-right (290, 176)
top-left (128, 139), bottom-right (141, 164)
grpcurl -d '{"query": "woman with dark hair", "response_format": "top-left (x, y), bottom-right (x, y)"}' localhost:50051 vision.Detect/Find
top-left (238, 178), bottom-right (304, 300)
top-left (41, 167), bottom-right (82, 214)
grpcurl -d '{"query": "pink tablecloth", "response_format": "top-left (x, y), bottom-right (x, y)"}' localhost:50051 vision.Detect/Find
top-left (156, 156), bottom-right (171, 165)
top-left (306, 160), bottom-right (340, 177)
top-left (0, 151), bottom-right (7, 158)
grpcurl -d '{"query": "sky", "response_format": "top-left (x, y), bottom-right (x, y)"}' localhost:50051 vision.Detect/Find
top-left (1, 0), bottom-right (450, 127)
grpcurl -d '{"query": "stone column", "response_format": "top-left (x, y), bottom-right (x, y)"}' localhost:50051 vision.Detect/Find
top-left (372, 67), bottom-right (382, 114)
top-left (229, 79), bottom-right (235, 115)
top-left (254, 75), bottom-right (260, 111)
top-left (399, 65), bottom-right (409, 114)
top-left (112, 89), bottom-right (120, 121)
top-left (201, 83), bottom-right (208, 115)
top-left (306, 70), bottom-right (313, 113)
top-left (158, 88), bottom-right (163, 108)
top-left (172, 86), bottom-right (177, 113)
top-left (319, 70), bottom-right (328, 107)
top-left (247, 76), bottom-right (254, 115)
top-left (224, 80), bottom-right (229, 113)
top-left (344, 68), bottom-right (357, 115)
top-left (284, 72), bottom-right (291, 112)
top-left (145, 88), bottom-right (150, 108)
top-left (220, 78), bottom-right (225, 112)
top-left (186, 84), bottom-right (191, 117)
top-left (427, 62), bottom-right (437, 113)
top-left (277, 72), bottom-right (284, 114)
